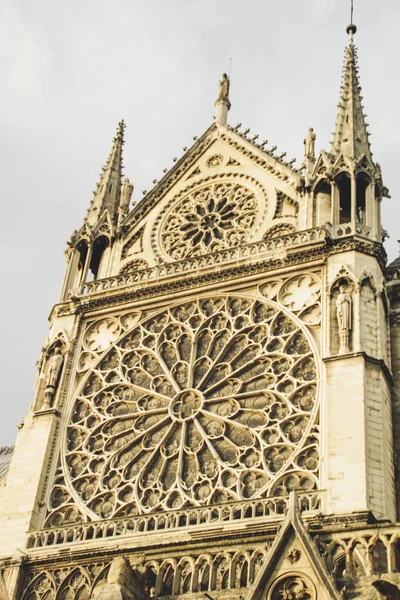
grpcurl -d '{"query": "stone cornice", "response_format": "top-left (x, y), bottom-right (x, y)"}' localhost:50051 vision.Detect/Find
top-left (323, 351), bottom-right (393, 386)
top-left (49, 231), bottom-right (386, 321)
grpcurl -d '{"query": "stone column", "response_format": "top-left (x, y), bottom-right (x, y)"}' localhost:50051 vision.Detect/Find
top-left (350, 174), bottom-right (357, 226)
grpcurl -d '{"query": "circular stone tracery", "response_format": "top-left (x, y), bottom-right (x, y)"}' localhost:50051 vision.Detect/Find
top-left (62, 295), bottom-right (320, 520)
top-left (170, 389), bottom-right (204, 421)
top-left (157, 180), bottom-right (265, 261)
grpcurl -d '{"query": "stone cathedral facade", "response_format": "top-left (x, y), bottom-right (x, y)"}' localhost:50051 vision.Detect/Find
top-left (1, 23), bottom-right (400, 600)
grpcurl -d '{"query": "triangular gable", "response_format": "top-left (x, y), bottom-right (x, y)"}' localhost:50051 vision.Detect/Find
top-left (122, 123), bottom-right (301, 232)
top-left (247, 493), bottom-right (341, 600)
top-left (93, 210), bottom-right (114, 239)
top-left (332, 153), bottom-right (353, 175)
top-left (311, 151), bottom-right (333, 181)
top-left (122, 124), bottom-right (217, 230)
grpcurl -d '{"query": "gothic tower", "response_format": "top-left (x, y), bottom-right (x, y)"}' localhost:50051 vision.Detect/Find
top-left (0, 20), bottom-right (399, 600)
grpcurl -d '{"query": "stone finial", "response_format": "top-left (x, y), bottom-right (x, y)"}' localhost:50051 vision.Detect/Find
top-left (215, 73), bottom-right (231, 126)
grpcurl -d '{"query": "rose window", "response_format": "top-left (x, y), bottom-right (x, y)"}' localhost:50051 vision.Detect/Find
top-left (158, 181), bottom-right (263, 260)
top-left (62, 295), bottom-right (319, 520)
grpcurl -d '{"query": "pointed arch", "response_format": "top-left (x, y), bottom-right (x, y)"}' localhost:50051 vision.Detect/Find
top-left (193, 554), bottom-right (213, 592)
top-left (56, 568), bottom-right (90, 600)
top-left (249, 548), bottom-right (268, 584)
top-left (156, 559), bottom-right (177, 597)
top-left (174, 556), bottom-right (195, 594)
top-left (231, 550), bottom-right (251, 588)
top-left (22, 573), bottom-right (56, 600)
top-left (211, 553), bottom-right (232, 591)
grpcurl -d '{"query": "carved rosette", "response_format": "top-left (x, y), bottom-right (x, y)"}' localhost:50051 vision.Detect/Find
top-left (270, 575), bottom-right (315, 600)
top-left (51, 295), bottom-right (319, 522)
top-left (154, 178), bottom-right (266, 261)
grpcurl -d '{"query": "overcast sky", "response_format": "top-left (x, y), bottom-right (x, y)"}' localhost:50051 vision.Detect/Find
top-left (0, 0), bottom-right (399, 445)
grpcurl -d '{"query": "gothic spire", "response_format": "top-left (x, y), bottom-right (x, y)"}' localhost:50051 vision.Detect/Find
top-left (331, 24), bottom-right (372, 161)
top-left (85, 120), bottom-right (126, 228)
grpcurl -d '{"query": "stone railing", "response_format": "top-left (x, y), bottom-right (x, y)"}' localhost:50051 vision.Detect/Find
top-left (27, 491), bottom-right (324, 549)
top-left (333, 222), bottom-right (372, 239)
top-left (73, 227), bottom-right (329, 298)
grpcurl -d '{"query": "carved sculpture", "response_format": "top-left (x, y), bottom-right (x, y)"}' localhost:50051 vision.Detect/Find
top-left (372, 580), bottom-right (400, 599)
top-left (271, 575), bottom-right (314, 600)
top-left (42, 347), bottom-right (64, 408)
top-left (119, 177), bottom-right (134, 221)
top-left (286, 548), bottom-right (301, 564)
top-left (304, 127), bottom-right (316, 160)
top-left (216, 73), bottom-right (231, 108)
top-left (47, 294), bottom-right (320, 523)
top-left (336, 280), bottom-right (352, 354)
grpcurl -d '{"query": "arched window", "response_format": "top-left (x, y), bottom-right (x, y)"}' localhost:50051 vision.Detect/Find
top-left (87, 236), bottom-right (110, 281)
top-left (314, 179), bottom-right (331, 226)
top-left (75, 240), bottom-right (89, 284)
top-left (356, 172), bottom-right (370, 224)
top-left (337, 173), bottom-right (351, 224)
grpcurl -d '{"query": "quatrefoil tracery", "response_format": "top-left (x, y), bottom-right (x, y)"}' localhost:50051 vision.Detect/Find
top-left (60, 295), bottom-right (319, 521)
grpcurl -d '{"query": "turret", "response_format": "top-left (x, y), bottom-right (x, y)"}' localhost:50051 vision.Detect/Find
top-left (307, 23), bottom-right (387, 241)
top-left (60, 120), bottom-right (132, 300)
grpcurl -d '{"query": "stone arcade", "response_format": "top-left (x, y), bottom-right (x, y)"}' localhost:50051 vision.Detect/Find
top-left (0, 19), bottom-right (399, 600)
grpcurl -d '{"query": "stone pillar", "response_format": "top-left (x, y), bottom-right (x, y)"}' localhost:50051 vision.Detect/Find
top-left (60, 248), bottom-right (80, 301)
top-left (350, 174), bottom-right (357, 226)
top-left (0, 411), bottom-right (59, 555)
top-left (215, 101), bottom-right (229, 126)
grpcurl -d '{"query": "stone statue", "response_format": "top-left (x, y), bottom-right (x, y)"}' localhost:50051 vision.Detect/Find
top-left (304, 127), bottom-right (316, 160)
top-left (119, 177), bottom-right (134, 221)
top-left (46, 347), bottom-right (64, 388)
top-left (216, 73), bottom-right (231, 108)
top-left (42, 347), bottom-right (64, 408)
top-left (372, 580), bottom-right (400, 599)
top-left (336, 281), bottom-right (352, 354)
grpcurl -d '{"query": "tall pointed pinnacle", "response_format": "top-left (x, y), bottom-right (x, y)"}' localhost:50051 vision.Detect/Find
top-left (85, 120), bottom-right (126, 228)
top-left (331, 19), bottom-right (372, 162)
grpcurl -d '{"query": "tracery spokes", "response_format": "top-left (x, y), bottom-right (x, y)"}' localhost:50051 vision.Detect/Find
top-left (64, 296), bottom-right (319, 519)
top-left (161, 182), bottom-right (260, 260)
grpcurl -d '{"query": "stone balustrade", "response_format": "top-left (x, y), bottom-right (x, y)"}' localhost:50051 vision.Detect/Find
top-left (73, 227), bottom-right (329, 298)
top-left (27, 491), bottom-right (324, 549)
top-left (334, 222), bottom-right (372, 239)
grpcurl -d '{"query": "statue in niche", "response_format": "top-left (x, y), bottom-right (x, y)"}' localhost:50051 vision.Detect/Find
top-left (216, 73), bottom-right (231, 108)
top-left (42, 347), bottom-right (64, 408)
top-left (336, 280), bottom-right (352, 354)
top-left (304, 127), bottom-right (316, 160)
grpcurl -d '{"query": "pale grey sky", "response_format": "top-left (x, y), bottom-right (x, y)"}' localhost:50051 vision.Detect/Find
top-left (0, 0), bottom-right (399, 444)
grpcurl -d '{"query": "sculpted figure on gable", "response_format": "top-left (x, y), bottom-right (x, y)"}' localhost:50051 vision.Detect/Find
top-left (216, 73), bottom-right (231, 108)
